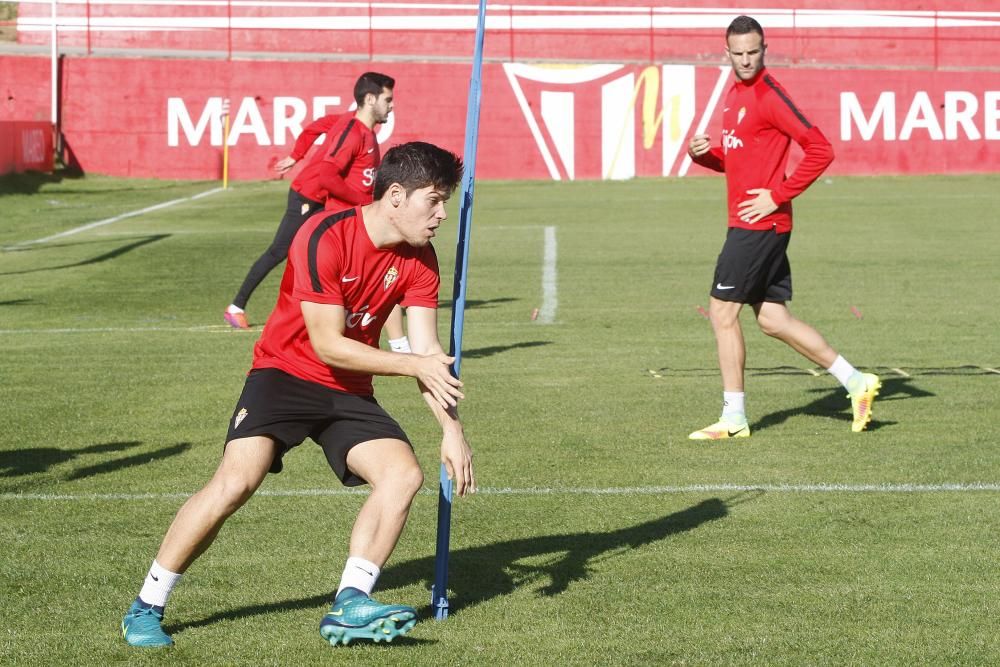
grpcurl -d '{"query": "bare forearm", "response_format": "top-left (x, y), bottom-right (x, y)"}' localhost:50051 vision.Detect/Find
top-left (422, 384), bottom-right (474, 496)
top-left (312, 336), bottom-right (417, 377)
top-left (421, 388), bottom-right (463, 434)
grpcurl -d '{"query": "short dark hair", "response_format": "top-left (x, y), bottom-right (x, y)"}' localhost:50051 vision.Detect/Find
top-left (726, 15), bottom-right (764, 41)
top-left (373, 142), bottom-right (464, 201)
top-left (354, 72), bottom-right (395, 105)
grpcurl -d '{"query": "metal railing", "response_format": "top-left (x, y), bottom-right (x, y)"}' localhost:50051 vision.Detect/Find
top-left (9, 1), bottom-right (1000, 70)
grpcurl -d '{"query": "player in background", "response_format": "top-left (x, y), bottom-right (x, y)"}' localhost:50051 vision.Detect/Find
top-left (225, 71), bottom-right (411, 354)
top-left (123, 142), bottom-right (474, 648)
top-left (685, 15), bottom-right (880, 439)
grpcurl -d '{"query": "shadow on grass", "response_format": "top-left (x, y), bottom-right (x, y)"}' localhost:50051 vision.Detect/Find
top-left (463, 340), bottom-right (551, 359)
top-left (0, 441), bottom-right (143, 477)
top-left (0, 234), bottom-right (170, 275)
top-left (647, 365), bottom-right (999, 378)
top-left (0, 441), bottom-right (191, 489)
top-left (751, 376), bottom-right (932, 434)
top-left (164, 496), bottom-right (735, 639)
top-left (392, 496), bottom-right (732, 609)
top-left (64, 442), bottom-right (191, 481)
top-left (0, 169), bottom-right (83, 196)
top-left (436, 297), bottom-right (519, 311)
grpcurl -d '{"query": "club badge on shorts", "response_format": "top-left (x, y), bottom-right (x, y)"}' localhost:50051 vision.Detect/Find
top-left (235, 407), bottom-right (248, 428)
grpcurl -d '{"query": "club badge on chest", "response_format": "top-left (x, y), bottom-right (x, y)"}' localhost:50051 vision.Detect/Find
top-left (384, 266), bottom-right (399, 291)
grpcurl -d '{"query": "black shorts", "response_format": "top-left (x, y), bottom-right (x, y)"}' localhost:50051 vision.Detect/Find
top-left (225, 368), bottom-right (411, 486)
top-left (710, 227), bottom-right (792, 304)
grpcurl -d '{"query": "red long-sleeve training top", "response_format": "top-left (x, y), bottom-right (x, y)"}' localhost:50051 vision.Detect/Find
top-left (690, 68), bottom-right (834, 233)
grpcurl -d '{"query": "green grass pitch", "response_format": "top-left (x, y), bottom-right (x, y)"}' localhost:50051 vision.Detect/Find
top-left (1, 171), bottom-right (998, 664)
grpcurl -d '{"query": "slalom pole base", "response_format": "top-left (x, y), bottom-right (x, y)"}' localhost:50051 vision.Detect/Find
top-left (431, 588), bottom-right (450, 620)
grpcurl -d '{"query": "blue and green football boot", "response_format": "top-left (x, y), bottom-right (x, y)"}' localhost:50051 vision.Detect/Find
top-left (121, 598), bottom-right (174, 647)
top-left (319, 588), bottom-right (417, 646)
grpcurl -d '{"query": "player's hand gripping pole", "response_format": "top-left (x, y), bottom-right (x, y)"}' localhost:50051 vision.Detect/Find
top-left (432, 0), bottom-right (487, 622)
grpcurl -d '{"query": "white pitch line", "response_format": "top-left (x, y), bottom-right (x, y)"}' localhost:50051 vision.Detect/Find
top-left (0, 324), bottom-right (234, 335)
top-left (890, 367), bottom-right (911, 377)
top-left (6, 187), bottom-right (223, 249)
top-left (536, 225), bottom-right (558, 324)
top-left (3, 483), bottom-right (999, 502)
top-left (983, 367), bottom-right (1000, 375)
top-left (490, 483), bottom-right (1000, 494)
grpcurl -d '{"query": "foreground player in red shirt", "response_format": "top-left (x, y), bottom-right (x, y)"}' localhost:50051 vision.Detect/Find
top-left (124, 142), bottom-right (473, 648)
top-left (224, 72), bottom-right (407, 352)
top-left (686, 15), bottom-right (881, 439)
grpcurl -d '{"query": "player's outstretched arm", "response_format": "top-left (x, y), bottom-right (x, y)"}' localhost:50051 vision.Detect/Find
top-left (273, 156), bottom-right (297, 174)
top-left (407, 306), bottom-right (476, 497)
top-left (288, 113), bottom-right (342, 162)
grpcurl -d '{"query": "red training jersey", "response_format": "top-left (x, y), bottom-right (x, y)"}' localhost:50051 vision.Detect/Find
top-left (288, 113), bottom-right (344, 162)
top-left (251, 206), bottom-right (440, 396)
top-left (690, 68), bottom-right (834, 233)
top-left (290, 114), bottom-right (380, 211)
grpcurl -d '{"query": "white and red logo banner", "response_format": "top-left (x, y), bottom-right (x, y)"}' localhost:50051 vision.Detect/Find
top-left (1, 56), bottom-right (997, 179)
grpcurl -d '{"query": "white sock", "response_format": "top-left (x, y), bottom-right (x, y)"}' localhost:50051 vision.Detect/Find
top-left (722, 391), bottom-right (746, 423)
top-left (388, 336), bottom-right (411, 354)
top-left (336, 556), bottom-right (380, 597)
top-left (226, 304), bottom-right (244, 314)
top-left (827, 355), bottom-right (860, 391)
top-left (138, 560), bottom-right (182, 609)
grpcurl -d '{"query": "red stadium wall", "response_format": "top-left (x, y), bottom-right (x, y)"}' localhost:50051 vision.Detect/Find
top-left (2, 54), bottom-right (996, 180)
top-left (6, 1), bottom-right (999, 180)
top-left (14, 1), bottom-right (1000, 71)
top-left (7, 0), bottom-right (1000, 179)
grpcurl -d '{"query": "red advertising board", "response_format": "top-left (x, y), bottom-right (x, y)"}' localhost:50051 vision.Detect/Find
top-left (0, 121), bottom-right (55, 175)
top-left (0, 55), bottom-right (997, 180)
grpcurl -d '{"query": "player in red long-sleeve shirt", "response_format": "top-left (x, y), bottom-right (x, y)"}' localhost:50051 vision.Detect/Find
top-left (686, 15), bottom-right (881, 439)
top-left (225, 72), bottom-right (408, 351)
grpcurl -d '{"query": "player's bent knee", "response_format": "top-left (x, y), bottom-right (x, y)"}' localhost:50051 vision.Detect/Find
top-left (206, 463), bottom-right (267, 515)
top-left (378, 462), bottom-right (423, 503)
top-left (709, 303), bottom-right (741, 329)
top-left (395, 463), bottom-right (424, 499)
top-left (348, 438), bottom-right (422, 495)
top-left (757, 320), bottom-right (785, 338)
top-left (210, 479), bottom-right (257, 516)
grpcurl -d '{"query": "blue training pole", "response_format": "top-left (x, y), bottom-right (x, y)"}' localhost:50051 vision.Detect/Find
top-left (432, 0), bottom-right (487, 622)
